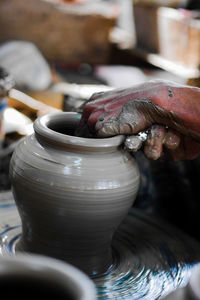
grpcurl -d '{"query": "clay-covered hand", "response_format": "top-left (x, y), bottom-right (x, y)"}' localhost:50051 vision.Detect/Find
top-left (78, 80), bottom-right (200, 161)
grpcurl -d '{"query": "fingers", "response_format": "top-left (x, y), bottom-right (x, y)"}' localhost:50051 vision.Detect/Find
top-left (141, 126), bottom-right (200, 161)
top-left (163, 130), bottom-right (181, 150)
top-left (80, 93), bottom-right (154, 137)
top-left (125, 132), bottom-right (148, 152)
top-left (142, 127), bottom-right (200, 161)
top-left (168, 136), bottom-right (200, 161)
top-left (125, 136), bottom-right (144, 152)
top-left (87, 110), bottom-right (105, 132)
top-left (96, 101), bottom-right (151, 136)
top-left (127, 125), bottom-right (181, 160)
top-left (144, 125), bottom-right (166, 160)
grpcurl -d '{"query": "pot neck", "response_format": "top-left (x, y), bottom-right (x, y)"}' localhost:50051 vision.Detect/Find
top-left (33, 112), bottom-right (125, 153)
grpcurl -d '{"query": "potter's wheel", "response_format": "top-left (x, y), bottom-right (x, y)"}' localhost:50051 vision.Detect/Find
top-left (0, 192), bottom-right (200, 299)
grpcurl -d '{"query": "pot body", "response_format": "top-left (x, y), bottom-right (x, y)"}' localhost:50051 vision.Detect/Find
top-left (10, 112), bottom-right (140, 276)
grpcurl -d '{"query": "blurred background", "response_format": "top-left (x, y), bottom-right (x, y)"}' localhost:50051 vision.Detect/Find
top-left (0, 0), bottom-right (200, 240)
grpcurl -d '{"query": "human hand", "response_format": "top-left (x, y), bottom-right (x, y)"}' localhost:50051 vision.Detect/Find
top-left (77, 80), bottom-right (200, 161)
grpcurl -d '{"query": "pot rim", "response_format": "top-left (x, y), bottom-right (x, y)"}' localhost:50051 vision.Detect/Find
top-left (0, 254), bottom-right (96, 300)
top-left (34, 112), bottom-right (125, 150)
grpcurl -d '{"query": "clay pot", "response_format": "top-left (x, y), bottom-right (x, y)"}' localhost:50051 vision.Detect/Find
top-left (0, 254), bottom-right (96, 300)
top-left (10, 112), bottom-right (140, 276)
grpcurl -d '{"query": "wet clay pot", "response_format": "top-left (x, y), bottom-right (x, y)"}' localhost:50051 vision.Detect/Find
top-left (10, 112), bottom-right (140, 276)
top-left (0, 254), bottom-right (96, 300)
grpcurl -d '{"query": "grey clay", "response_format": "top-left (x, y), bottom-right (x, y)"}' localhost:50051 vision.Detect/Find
top-left (10, 112), bottom-right (140, 276)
